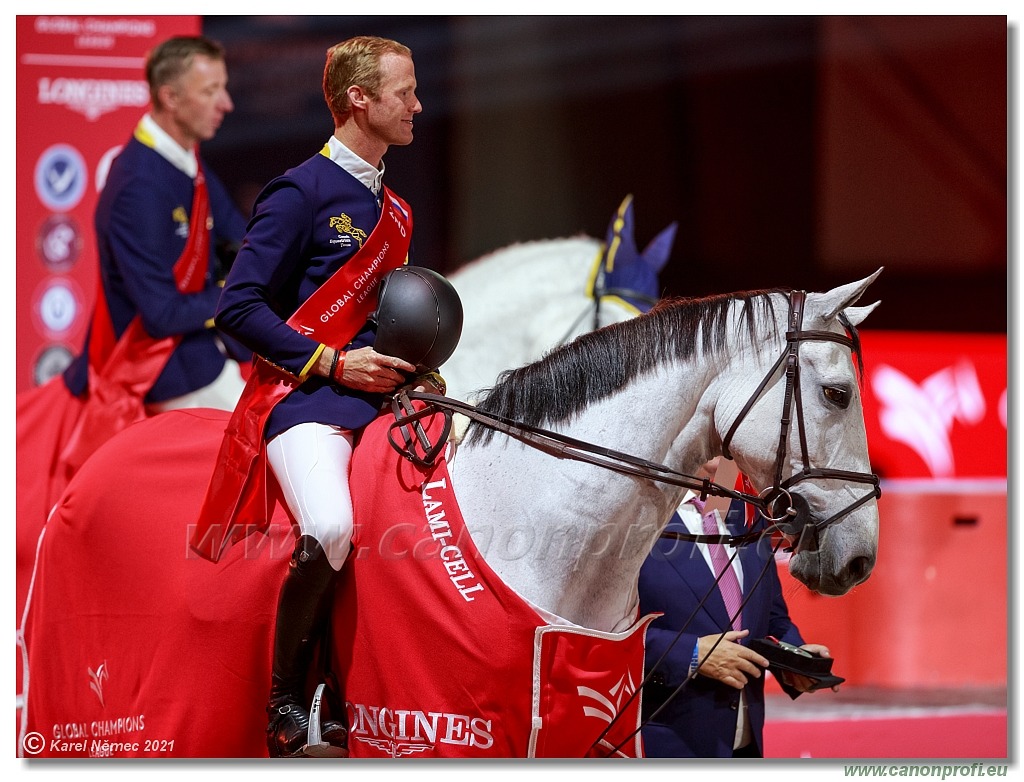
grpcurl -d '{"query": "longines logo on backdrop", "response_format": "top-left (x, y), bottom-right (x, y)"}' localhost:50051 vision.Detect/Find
top-left (37, 77), bottom-right (149, 122)
top-left (872, 360), bottom-right (989, 478)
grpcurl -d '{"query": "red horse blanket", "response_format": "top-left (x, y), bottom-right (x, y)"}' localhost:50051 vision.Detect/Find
top-left (21, 409), bottom-right (288, 758)
top-left (338, 405), bottom-right (652, 758)
top-left (16, 378), bottom-right (86, 713)
top-left (22, 406), bottom-right (651, 758)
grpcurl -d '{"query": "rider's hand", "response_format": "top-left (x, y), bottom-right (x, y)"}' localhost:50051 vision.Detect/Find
top-left (319, 346), bottom-right (416, 393)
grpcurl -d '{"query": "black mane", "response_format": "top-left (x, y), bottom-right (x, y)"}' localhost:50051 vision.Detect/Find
top-left (468, 289), bottom-right (788, 443)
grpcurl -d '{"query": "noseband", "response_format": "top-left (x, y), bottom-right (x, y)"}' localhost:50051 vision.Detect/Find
top-left (720, 290), bottom-right (880, 538)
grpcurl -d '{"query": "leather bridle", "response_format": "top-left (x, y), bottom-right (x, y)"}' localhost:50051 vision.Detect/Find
top-left (717, 290), bottom-right (880, 540)
top-left (595, 292), bottom-right (882, 759)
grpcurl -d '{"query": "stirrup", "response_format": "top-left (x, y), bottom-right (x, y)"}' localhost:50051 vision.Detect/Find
top-left (288, 684), bottom-right (348, 758)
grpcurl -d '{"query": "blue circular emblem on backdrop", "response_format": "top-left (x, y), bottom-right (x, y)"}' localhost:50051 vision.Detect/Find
top-left (35, 144), bottom-right (87, 212)
top-left (37, 279), bottom-right (79, 334)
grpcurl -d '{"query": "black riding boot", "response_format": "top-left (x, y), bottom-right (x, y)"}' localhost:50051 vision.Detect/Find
top-left (265, 535), bottom-right (348, 757)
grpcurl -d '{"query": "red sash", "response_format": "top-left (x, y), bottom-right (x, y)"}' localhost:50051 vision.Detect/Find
top-left (58, 164), bottom-right (211, 475)
top-left (190, 187), bottom-right (413, 562)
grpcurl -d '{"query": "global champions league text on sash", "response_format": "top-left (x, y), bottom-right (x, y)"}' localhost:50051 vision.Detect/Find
top-left (319, 201), bottom-right (409, 324)
top-left (319, 241), bottom-right (391, 323)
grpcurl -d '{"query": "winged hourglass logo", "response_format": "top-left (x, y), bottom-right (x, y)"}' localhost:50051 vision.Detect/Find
top-left (88, 661), bottom-right (108, 707)
top-left (577, 671), bottom-right (637, 723)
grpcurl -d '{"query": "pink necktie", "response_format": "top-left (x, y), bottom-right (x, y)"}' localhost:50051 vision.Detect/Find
top-left (703, 511), bottom-right (743, 630)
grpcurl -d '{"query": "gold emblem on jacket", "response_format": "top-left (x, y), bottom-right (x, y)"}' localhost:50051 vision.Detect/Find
top-left (329, 213), bottom-right (367, 249)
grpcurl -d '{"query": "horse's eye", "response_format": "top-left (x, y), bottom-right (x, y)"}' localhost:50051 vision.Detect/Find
top-left (823, 385), bottom-right (850, 409)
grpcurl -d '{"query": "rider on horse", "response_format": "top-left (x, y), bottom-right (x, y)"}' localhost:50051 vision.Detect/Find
top-left (190, 36), bottom-right (461, 757)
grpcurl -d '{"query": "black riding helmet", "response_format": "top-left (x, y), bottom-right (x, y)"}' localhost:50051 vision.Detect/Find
top-left (371, 266), bottom-right (464, 372)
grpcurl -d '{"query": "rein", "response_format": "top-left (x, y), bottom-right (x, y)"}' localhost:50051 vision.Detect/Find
top-left (387, 391), bottom-right (767, 548)
top-left (554, 240), bottom-right (662, 349)
top-left (552, 286), bottom-right (660, 349)
top-left (592, 286), bottom-right (660, 331)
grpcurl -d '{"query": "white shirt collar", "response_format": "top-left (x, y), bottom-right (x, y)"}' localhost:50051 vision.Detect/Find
top-left (136, 114), bottom-right (198, 179)
top-left (677, 492), bottom-right (709, 536)
top-left (324, 136), bottom-right (384, 195)
top-left (676, 493), bottom-right (743, 581)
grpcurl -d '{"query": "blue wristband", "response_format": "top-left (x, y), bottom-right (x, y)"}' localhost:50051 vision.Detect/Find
top-left (689, 640), bottom-right (700, 676)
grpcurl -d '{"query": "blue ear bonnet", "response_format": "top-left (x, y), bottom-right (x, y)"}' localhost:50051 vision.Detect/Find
top-left (589, 194), bottom-right (677, 314)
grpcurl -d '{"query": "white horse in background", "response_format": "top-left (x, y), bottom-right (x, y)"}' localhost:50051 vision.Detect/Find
top-left (442, 195), bottom-right (676, 402)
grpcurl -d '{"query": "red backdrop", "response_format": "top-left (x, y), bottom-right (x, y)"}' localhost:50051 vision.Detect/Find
top-left (777, 329), bottom-right (1007, 690)
top-left (16, 15), bottom-right (201, 392)
top-left (859, 330), bottom-right (1006, 481)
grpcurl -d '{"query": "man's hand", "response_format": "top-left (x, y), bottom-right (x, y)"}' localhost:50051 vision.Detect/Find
top-left (319, 346), bottom-right (416, 393)
top-left (697, 629), bottom-right (770, 690)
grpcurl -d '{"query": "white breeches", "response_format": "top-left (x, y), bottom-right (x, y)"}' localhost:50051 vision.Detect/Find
top-left (266, 422), bottom-right (355, 571)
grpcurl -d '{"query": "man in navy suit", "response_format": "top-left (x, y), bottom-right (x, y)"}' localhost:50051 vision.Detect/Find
top-left (63, 35), bottom-right (249, 413)
top-left (638, 459), bottom-right (835, 757)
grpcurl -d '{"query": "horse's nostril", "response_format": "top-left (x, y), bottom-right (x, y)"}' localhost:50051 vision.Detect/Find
top-left (845, 555), bottom-right (874, 586)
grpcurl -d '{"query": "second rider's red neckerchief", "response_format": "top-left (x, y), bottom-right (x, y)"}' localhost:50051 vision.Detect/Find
top-left (190, 187), bottom-right (413, 563)
top-left (58, 163), bottom-right (211, 475)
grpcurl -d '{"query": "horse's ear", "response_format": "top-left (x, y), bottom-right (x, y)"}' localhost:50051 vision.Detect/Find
top-left (844, 301), bottom-right (881, 327)
top-left (817, 267), bottom-right (884, 321)
top-left (641, 221), bottom-right (677, 273)
top-left (604, 195), bottom-right (637, 261)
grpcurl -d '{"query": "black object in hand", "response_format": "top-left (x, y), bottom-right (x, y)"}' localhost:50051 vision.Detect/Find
top-left (750, 636), bottom-right (845, 698)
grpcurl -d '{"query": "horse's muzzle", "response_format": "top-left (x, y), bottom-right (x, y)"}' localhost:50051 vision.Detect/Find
top-left (785, 493), bottom-right (876, 595)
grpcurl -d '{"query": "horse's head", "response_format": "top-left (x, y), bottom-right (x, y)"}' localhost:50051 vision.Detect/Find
top-left (717, 270), bottom-right (883, 596)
